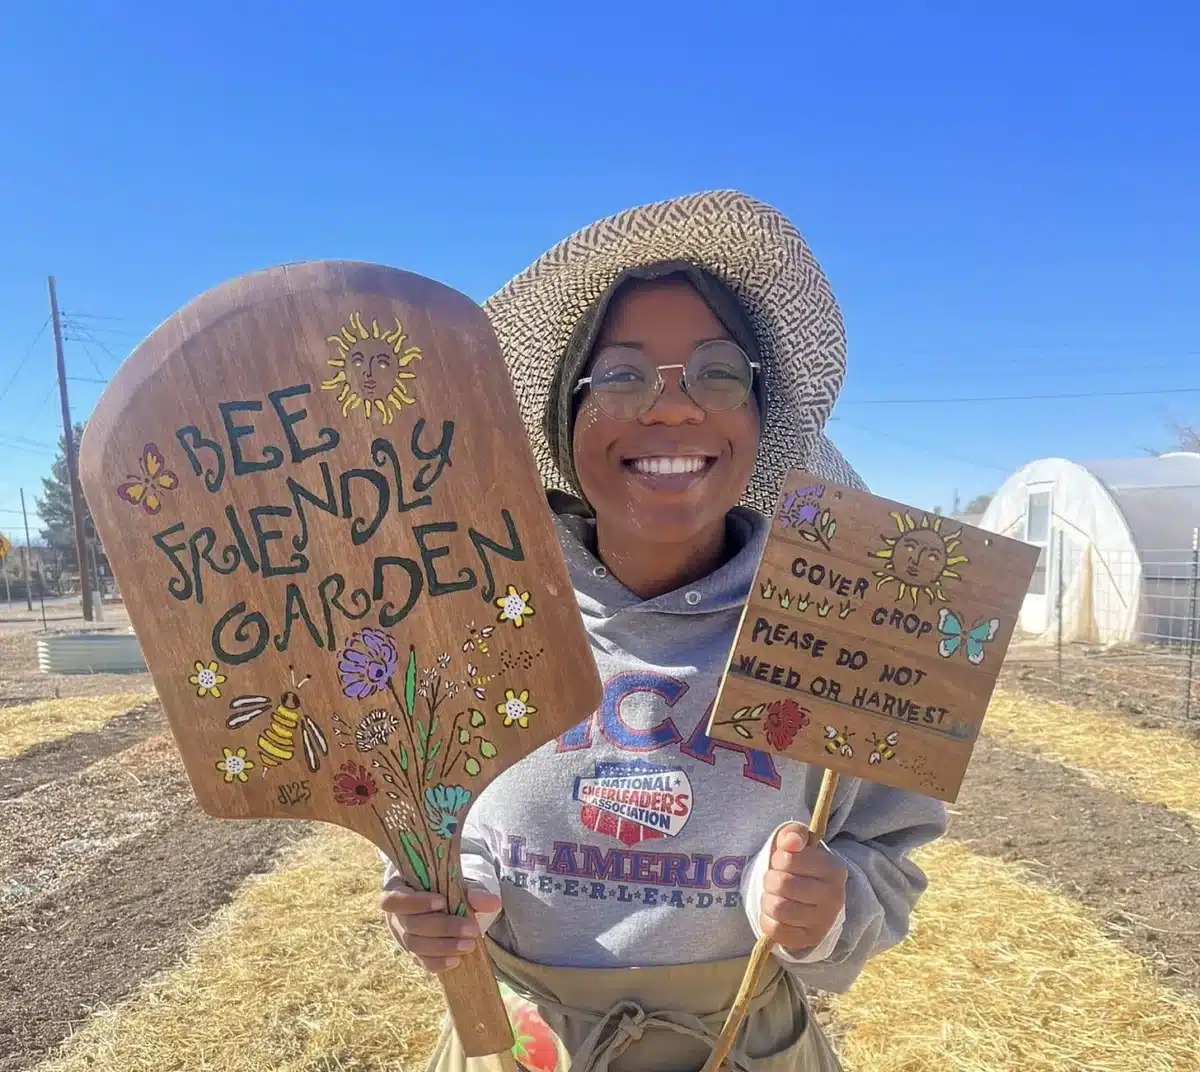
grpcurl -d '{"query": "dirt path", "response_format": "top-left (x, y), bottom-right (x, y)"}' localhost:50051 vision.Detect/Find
top-left (1000, 646), bottom-right (1200, 738)
top-left (0, 733), bottom-right (309, 1070)
top-left (953, 735), bottom-right (1200, 995)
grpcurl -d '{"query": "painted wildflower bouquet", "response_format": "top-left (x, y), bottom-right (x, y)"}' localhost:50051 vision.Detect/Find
top-left (327, 616), bottom-right (534, 904)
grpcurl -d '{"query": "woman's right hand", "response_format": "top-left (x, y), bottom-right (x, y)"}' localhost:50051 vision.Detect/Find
top-left (380, 880), bottom-right (503, 974)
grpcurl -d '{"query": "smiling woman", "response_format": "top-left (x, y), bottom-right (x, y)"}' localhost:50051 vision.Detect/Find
top-left (379, 190), bottom-right (949, 1072)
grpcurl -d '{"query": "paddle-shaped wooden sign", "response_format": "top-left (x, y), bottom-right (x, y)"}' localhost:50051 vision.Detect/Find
top-left (79, 262), bottom-right (602, 1058)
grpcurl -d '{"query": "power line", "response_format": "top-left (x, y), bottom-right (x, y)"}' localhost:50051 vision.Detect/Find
top-left (0, 439), bottom-right (54, 457)
top-left (63, 321), bottom-right (127, 371)
top-left (827, 416), bottom-right (1011, 473)
top-left (0, 432), bottom-right (53, 448)
top-left (67, 376), bottom-right (107, 385)
top-left (0, 317), bottom-right (50, 405)
top-left (838, 386), bottom-right (1200, 406)
top-left (61, 310), bottom-right (125, 321)
top-left (68, 334), bottom-right (109, 380)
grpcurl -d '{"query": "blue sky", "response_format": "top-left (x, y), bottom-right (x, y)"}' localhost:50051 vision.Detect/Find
top-left (1, 1), bottom-right (1197, 544)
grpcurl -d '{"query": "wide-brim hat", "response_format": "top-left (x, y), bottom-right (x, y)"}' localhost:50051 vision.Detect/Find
top-left (483, 189), bottom-right (865, 514)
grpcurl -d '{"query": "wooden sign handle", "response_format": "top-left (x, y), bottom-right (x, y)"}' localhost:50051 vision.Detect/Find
top-left (701, 769), bottom-right (841, 1072)
top-left (442, 943), bottom-right (514, 1056)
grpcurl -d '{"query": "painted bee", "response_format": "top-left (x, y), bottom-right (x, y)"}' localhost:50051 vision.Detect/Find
top-left (461, 622), bottom-right (495, 656)
top-left (868, 731), bottom-right (900, 765)
top-left (227, 667), bottom-right (329, 774)
top-left (823, 725), bottom-right (855, 759)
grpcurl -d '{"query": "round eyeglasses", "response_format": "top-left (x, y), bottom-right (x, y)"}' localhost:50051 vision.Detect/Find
top-left (574, 340), bottom-right (760, 421)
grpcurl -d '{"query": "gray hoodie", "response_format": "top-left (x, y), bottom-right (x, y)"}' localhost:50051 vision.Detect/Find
top-left (390, 503), bottom-right (947, 993)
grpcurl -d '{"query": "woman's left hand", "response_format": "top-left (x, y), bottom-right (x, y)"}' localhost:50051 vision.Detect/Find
top-left (759, 821), bottom-right (848, 954)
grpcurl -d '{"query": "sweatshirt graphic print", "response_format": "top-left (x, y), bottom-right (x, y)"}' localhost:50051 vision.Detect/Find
top-left (388, 506), bottom-right (947, 992)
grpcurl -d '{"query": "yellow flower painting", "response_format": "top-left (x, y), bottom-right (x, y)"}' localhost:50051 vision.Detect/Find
top-left (189, 660), bottom-right (227, 698)
top-left (497, 689), bottom-right (537, 729)
top-left (495, 585), bottom-right (535, 628)
top-left (216, 746), bottom-right (255, 783)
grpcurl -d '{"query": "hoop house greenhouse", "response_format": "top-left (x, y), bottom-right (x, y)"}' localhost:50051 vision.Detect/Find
top-left (978, 452), bottom-right (1200, 646)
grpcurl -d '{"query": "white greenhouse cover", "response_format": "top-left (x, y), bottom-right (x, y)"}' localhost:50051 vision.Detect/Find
top-left (977, 453), bottom-right (1200, 646)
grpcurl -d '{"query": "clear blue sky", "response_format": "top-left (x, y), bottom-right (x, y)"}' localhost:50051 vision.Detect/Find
top-left (2, 1), bottom-right (1197, 544)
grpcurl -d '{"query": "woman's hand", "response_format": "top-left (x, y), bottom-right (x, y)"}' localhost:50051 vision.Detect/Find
top-left (759, 822), bottom-right (848, 954)
top-left (380, 879), bottom-right (503, 974)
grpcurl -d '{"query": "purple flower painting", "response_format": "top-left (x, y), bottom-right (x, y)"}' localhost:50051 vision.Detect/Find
top-left (778, 484), bottom-right (837, 550)
top-left (337, 628), bottom-right (400, 699)
top-left (779, 485), bottom-right (824, 528)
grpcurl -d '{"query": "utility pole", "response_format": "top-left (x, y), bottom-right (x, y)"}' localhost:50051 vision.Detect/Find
top-left (20, 488), bottom-right (34, 611)
top-left (49, 275), bottom-right (93, 621)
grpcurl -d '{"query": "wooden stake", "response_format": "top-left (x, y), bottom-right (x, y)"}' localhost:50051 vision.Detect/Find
top-left (701, 768), bottom-right (841, 1072)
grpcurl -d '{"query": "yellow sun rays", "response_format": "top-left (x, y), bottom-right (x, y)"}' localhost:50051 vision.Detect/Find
top-left (871, 510), bottom-right (969, 607)
top-left (320, 311), bottom-right (423, 425)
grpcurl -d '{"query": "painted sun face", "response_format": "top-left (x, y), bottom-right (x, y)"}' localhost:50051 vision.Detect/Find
top-left (321, 312), bottom-right (422, 424)
top-left (872, 511), bottom-right (968, 607)
top-left (893, 529), bottom-right (948, 586)
top-left (348, 348), bottom-right (393, 398)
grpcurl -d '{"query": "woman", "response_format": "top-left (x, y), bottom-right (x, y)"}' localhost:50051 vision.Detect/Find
top-left (382, 191), bottom-right (948, 1071)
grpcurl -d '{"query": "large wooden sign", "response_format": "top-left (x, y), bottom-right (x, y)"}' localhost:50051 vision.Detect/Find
top-left (78, 262), bottom-right (602, 1057)
top-left (707, 471), bottom-right (1037, 802)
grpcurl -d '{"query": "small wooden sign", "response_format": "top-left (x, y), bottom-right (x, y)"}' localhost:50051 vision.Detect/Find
top-left (706, 471), bottom-right (1038, 802)
top-left (79, 262), bottom-right (602, 1056)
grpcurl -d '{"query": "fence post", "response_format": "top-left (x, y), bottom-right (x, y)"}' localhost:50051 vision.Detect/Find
top-left (1056, 529), bottom-right (1065, 686)
top-left (1186, 527), bottom-right (1199, 721)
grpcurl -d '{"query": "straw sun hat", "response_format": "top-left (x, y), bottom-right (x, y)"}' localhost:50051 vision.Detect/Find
top-left (483, 189), bottom-right (865, 515)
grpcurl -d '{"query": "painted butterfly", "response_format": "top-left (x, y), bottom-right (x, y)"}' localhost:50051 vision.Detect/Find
top-left (937, 608), bottom-right (1000, 665)
top-left (116, 443), bottom-right (180, 516)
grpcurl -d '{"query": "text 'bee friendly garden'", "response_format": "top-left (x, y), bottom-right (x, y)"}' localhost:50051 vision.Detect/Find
top-left (700, 469), bottom-right (1039, 1071)
top-left (78, 262), bottom-right (602, 1059)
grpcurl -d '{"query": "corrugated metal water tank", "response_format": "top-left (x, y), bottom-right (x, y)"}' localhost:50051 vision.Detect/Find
top-left (37, 632), bottom-right (147, 674)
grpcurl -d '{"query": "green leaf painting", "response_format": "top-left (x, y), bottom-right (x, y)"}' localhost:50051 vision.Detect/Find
top-left (404, 646), bottom-right (417, 717)
top-left (398, 833), bottom-right (431, 891)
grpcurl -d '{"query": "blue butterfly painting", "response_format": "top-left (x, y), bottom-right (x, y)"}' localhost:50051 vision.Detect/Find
top-left (937, 608), bottom-right (1000, 665)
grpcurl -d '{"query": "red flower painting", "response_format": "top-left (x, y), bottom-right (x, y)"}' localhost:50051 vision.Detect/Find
top-left (332, 761), bottom-right (377, 806)
top-left (762, 700), bottom-right (810, 750)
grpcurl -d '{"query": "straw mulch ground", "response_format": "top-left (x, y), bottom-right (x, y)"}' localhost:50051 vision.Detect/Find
top-left (831, 840), bottom-right (1200, 1072)
top-left (0, 692), bottom-right (154, 757)
top-left (35, 825), bottom-right (446, 1072)
top-left (984, 689), bottom-right (1200, 823)
top-left (36, 825), bottom-right (1200, 1072)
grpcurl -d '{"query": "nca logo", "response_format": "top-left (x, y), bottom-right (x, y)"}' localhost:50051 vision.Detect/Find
top-left (573, 760), bottom-right (693, 846)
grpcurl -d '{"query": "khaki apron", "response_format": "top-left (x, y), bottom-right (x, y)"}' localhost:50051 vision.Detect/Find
top-left (425, 938), bottom-right (843, 1072)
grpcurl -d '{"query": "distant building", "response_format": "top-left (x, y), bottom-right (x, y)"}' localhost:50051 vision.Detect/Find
top-left (978, 453), bottom-right (1200, 645)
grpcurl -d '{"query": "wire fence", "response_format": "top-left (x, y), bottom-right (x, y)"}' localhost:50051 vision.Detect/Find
top-left (1002, 529), bottom-right (1200, 723)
